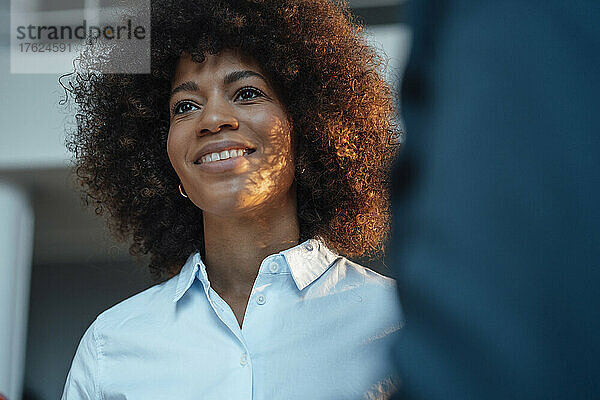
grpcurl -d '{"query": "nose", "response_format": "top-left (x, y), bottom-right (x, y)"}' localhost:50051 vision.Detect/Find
top-left (196, 96), bottom-right (239, 136)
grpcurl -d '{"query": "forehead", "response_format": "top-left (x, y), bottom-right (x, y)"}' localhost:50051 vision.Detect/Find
top-left (171, 49), bottom-right (265, 85)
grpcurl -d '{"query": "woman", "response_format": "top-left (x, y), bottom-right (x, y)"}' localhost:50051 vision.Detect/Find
top-left (62, 0), bottom-right (402, 398)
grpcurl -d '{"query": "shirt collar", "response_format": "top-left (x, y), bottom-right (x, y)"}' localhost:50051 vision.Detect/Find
top-left (281, 238), bottom-right (341, 291)
top-left (172, 251), bottom-right (205, 303)
top-left (172, 238), bottom-right (341, 303)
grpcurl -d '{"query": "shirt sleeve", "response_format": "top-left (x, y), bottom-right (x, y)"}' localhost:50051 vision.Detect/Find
top-left (61, 318), bottom-right (101, 400)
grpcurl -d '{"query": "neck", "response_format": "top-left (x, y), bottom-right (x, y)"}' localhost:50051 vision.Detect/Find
top-left (202, 191), bottom-right (299, 297)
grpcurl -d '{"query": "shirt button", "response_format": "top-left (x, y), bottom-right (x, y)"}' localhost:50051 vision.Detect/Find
top-left (240, 352), bottom-right (248, 366)
top-left (304, 242), bottom-right (314, 251)
top-left (269, 262), bottom-right (279, 273)
top-left (256, 294), bottom-right (266, 305)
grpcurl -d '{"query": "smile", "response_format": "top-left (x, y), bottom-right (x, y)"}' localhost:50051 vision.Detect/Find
top-left (193, 148), bottom-right (256, 165)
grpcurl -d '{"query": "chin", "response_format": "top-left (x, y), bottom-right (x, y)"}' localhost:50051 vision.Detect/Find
top-left (196, 185), bottom-right (295, 218)
top-left (192, 192), bottom-right (269, 217)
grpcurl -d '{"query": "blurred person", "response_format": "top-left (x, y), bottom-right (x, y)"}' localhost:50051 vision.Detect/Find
top-left (60, 0), bottom-right (402, 399)
top-left (391, 0), bottom-right (600, 398)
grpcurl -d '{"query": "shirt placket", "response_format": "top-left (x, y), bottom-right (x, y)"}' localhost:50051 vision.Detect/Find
top-left (196, 254), bottom-right (286, 399)
top-left (198, 267), bottom-right (254, 399)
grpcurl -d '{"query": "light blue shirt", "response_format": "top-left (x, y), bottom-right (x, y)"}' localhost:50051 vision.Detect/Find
top-left (62, 238), bottom-right (403, 399)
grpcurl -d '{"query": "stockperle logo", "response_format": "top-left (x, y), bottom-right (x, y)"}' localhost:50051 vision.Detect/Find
top-left (10, 0), bottom-right (150, 74)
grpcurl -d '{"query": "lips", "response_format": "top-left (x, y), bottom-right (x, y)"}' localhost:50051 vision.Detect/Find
top-left (192, 140), bottom-right (256, 165)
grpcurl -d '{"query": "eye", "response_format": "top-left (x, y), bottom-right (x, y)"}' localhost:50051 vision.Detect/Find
top-left (172, 101), bottom-right (199, 116)
top-left (236, 87), bottom-right (264, 101)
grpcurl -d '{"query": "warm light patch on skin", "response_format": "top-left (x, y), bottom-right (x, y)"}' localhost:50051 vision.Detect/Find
top-left (235, 117), bottom-right (293, 210)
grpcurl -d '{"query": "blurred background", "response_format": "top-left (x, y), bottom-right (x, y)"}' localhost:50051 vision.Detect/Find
top-left (0, 0), bottom-right (410, 399)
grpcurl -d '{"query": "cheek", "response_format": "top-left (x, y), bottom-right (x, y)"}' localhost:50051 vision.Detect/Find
top-left (261, 123), bottom-right (295, 184)
top-left (166, 128), bottom-right (185, 173)
top-left (261, 116), bottom-right (294, 160)
top-left (279, 124), bottom-right (296, 177)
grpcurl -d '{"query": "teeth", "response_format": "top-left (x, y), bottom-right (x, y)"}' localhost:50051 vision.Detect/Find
top-left (198, 148), bottom-right (251, 164)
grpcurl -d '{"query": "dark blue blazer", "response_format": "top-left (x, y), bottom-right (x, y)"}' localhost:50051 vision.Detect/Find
top-left (390, 1), bottom-right (600, 398)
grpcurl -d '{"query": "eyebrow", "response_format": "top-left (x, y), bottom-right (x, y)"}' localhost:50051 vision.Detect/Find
top-left (170, 70), bottom-right (268, 101)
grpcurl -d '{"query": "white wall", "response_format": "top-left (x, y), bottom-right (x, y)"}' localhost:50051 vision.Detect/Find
top-left (0, 46), bottom-right (70, 170)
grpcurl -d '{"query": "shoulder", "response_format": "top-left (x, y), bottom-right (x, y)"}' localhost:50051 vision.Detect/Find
top-left (317, 255), bottom-right (401, 312)
top-left (313, 238), bottom-right (397, 289)
top-left (330, 256), bottom-right (398, 290)
top-left (94, 275), bottom-right (178, 331)
top-left (63, 277), bottom-right (180, 398)
top-left (343, 257), bottom-right (397, 286)
top-left (62, 317), bottom-right (101, 399)
top-left (322, 256), bottom-right (404, 329)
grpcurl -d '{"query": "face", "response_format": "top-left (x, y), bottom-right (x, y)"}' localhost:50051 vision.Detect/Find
top-left (167, 49), bottom-right (295, 217)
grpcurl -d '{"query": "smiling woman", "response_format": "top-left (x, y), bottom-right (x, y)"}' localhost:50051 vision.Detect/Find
top-left (60, 0), bottom-right (402, 399)
top-left (167, 50), bottom-right (296, 223)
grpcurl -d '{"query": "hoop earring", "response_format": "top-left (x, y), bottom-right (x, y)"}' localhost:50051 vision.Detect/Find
top-left (178, 183), bottom-right (188, 198)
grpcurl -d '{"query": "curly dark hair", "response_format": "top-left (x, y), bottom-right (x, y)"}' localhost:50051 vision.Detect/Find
top-left (63, 0), bottom-right (400, 281)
